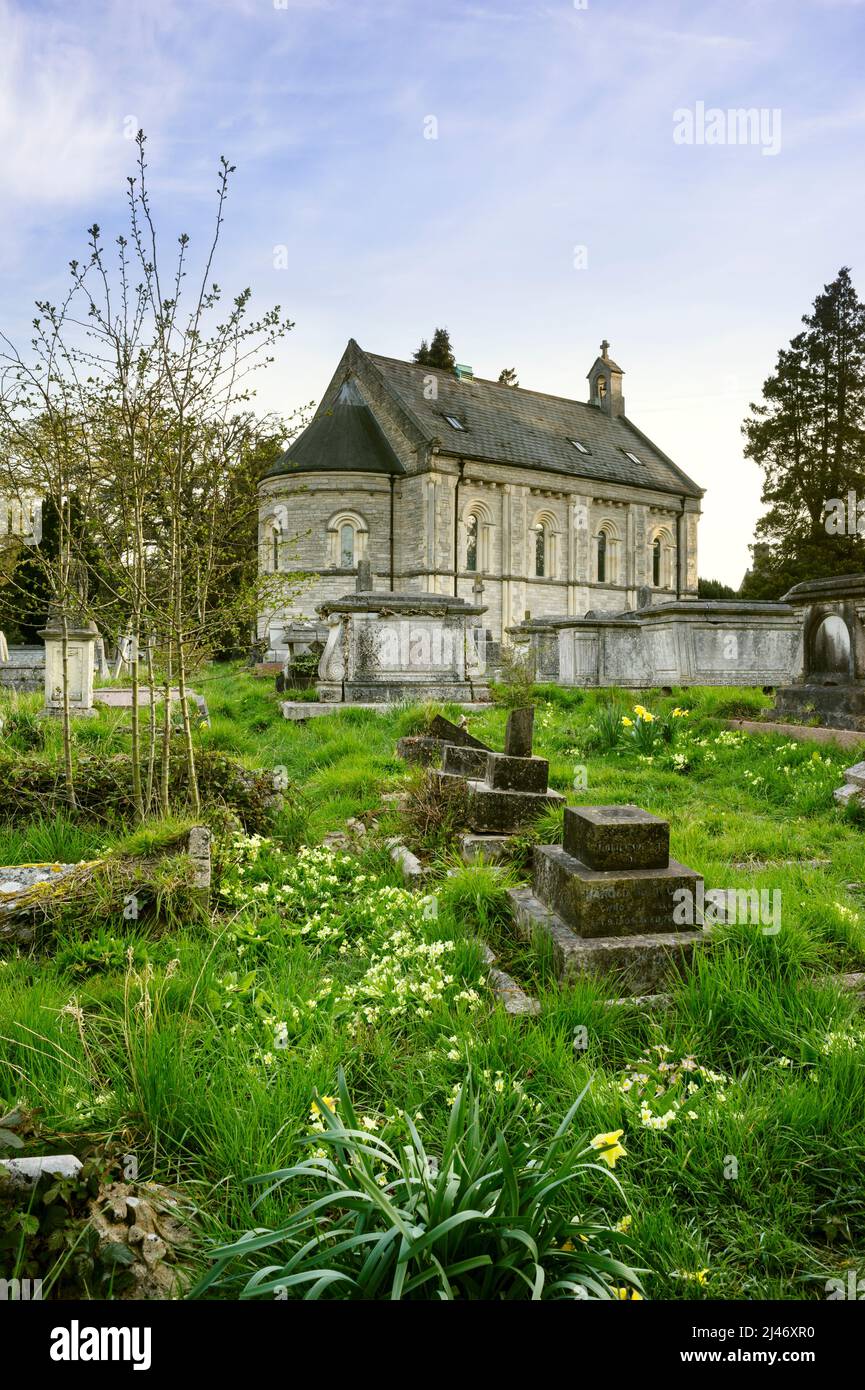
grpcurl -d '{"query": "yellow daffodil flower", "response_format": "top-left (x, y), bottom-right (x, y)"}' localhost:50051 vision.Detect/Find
top-left (310, 1095), bottom-right (337, 1118)
top-left (590, 1129), bottom-right (627, 1168)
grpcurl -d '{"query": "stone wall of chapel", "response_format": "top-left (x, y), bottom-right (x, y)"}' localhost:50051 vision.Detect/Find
top-left (258, 473), bottom-right (394, 643)
top-left (257, 446), bottom-right (700, 650)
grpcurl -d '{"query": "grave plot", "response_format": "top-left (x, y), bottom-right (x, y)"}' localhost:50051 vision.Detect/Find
top-left (508, 804), bottom-right (707, 996)
top-left (433, 707), bottom-right (564, 859)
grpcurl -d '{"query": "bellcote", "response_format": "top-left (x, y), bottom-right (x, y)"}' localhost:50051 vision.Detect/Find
top-left (587, 339), bottom-right (625, 417)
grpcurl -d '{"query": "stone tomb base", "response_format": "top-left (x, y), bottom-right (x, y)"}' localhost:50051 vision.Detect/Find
top-left (772, 683), bottom-right (865, 733)
top-left (507, 804), bottom-right (706, 995)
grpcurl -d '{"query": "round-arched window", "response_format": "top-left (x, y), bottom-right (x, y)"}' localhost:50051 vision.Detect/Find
top-left (597, 530), bottom-right (607, 583)
top-left (466, 514), bottom-right (479, 572)
top-left (652, 537), bottom-right (661, 587)
top-left (535, 523), bottom-right (546, 577)
top-left (340, 523), bottom-right (355, 569)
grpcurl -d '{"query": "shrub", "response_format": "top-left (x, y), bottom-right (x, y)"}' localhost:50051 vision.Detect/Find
top-left (399, 768), bottom-right (470, 852)
top-left (193, 1071), bottom-right (644, 1301)
top-left (0, 745), bottom-right (280, 832)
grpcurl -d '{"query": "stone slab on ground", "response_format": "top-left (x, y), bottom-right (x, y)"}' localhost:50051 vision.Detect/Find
top-left (0, 863), bottom-right (79, 896)
top-left (478, 941), bottom-right (540, 1016)
top-left (509, 885), bottom-right (705, 995)
top-left (533, 843), bottom-right (701, 938)
top-left (727, 718), bottom-right (865, 750)
top-left (461, 834), bottom-right (513, 865)
top-left (0, 1154), bottom-right (83, 1188)
top-left (284, 701), bottom-right (490, 721)
top-left (387, 840), bottom-right (426, 885)
top-left (564, 804), bottom-right (669, 871)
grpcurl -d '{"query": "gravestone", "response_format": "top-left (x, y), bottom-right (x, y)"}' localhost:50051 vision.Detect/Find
top-left (504, 707), bottom-right (534, 758)
top-left (433, 703), bottom-right (564, 839)
top-left (38, 612), bottom-right (98, 717)
top-left (508, 804), bottom-right (705, 995)
top-left (772, 574), bottom-right (865, 730)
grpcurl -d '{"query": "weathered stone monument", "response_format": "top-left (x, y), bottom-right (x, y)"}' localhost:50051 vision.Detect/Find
top-left (772, 574), bottom-right (865, 730)
top-left (435, 707), bottom-right (564, 851)
top-left (315, 586), bottom-right (489, 703)
top-left (508, 803), bottom-right (705, 994)
top-left (38, 611), bottom-right (98, 717)
top-left (510, 598), bottom-right (799, 688)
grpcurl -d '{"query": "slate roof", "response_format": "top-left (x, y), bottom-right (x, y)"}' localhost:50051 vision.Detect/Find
top-left (266, 343), bottom-right (703, 498)
top-left (364, 350), bottom-right (703, 499)
top-left (264, 378), bottom-right (405, 479)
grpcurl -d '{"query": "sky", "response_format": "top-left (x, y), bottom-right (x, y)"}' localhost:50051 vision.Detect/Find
top-left (1, 0), bottom-right (863, 587)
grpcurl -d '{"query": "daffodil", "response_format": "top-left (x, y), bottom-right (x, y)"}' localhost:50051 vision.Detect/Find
top-left (613, 1285), bottom-right (643, 1300)
top-left (590, 1129), bottom-right (627, 1168)
top-left (310, 1094), bottom-right (337, 1118)
top-left (621, 716), bottom-right (633, 727)
top-left (615, 1214), bottom-right (633, 1234)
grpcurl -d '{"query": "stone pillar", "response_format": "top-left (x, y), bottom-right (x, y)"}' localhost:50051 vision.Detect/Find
top-left (39, 613), bottom-right (98, 717)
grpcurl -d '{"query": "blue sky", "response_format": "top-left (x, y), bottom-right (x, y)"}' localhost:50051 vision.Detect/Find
top-left (1, 0), bottom-right (863, 585)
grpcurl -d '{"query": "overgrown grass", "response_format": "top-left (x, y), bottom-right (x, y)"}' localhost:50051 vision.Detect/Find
top-left (1, 669), bottom-right (864, 1299)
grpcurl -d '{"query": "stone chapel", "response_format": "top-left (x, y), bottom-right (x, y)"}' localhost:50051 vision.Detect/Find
top-left (258, 338), bottom-right (703, 655)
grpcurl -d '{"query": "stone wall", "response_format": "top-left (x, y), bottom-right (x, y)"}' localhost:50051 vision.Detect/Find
top-left (0, 646), bottom-right (45, 693)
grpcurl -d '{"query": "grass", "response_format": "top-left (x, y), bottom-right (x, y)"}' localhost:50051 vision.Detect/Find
top-left (1, 666), bottom-right (864, 1299)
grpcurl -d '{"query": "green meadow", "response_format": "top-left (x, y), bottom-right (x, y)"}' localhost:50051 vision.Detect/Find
top-left (1, 668), bottom-right (863, 1300)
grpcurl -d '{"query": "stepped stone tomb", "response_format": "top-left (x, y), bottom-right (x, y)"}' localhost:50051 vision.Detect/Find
top-left (508, 803), bottom-right (706, 995)
top-left (435, 707), bottom-right (564, 843)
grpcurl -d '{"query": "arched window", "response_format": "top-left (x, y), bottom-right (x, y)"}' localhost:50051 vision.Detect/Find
top-left (652, 537), bottom-right (661, 587)
top-left (597, 530), bottom-right (607, 583)
top-left (272, 525), bottom-right (281, 573)
top-left (327, 510), bottom-right (368, 569)
top-left (340, 522), bottom-right (355, 569)
top-left (466, 513), bottom-right (478, 572)
top-left (535, 523), bottom-right (546, 577)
